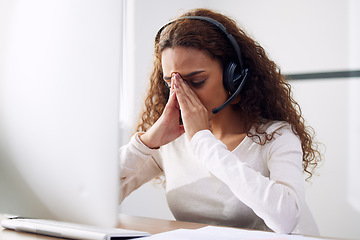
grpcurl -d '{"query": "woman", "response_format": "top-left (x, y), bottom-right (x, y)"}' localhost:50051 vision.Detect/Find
top-left (120, 8), bottom-right (321, 235)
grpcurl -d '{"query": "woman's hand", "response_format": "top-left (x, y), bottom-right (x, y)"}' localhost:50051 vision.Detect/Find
top-left (173, 73), bottom-right (210, 140)
top-left (140, 80), bottom-right (185, 149)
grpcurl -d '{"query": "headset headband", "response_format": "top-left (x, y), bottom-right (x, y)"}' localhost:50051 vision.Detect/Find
top-left (155, 16), bottom-right (244, 71)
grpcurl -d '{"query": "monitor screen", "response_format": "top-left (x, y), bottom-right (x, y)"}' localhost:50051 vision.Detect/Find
top-left (0, 0), bottom-right (122, 228)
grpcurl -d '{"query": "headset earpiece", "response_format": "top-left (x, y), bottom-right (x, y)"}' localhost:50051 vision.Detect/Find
top-left (223, 61), bottom-right (242, 94)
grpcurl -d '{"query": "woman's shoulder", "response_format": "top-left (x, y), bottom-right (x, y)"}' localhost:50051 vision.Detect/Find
top-left (260, 120), bottom-right (292, 134)
top-left (250, 120), bottom-right (291, 134)
top-left (249, 120), bottom-right (297, 145)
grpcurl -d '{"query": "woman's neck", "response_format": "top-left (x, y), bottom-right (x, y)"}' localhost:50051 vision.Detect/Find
top-left (210, 107), bottom-right (245, 139)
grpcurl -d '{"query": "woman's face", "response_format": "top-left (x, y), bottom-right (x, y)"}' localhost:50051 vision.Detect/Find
top-left (161, 47), bottom-right (228, 118)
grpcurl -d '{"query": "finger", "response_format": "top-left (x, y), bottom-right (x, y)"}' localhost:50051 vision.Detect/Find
top-left (174, 74), bottom-right (202, 108)
top-left (165, 88), bottom-right (179, 111)
top-left (173, 74), bottom-right (190, 111)
top-left (178, 74), bottom-right (202, 107)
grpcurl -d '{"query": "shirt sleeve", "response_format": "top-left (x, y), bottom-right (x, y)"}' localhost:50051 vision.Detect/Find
top-left (119, 133), bottom-right (163, 202)
top-left (189, 128), bottom-right (304, 234)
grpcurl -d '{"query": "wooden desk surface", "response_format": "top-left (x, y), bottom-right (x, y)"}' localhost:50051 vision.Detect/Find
top-left (117, 214), bottom-right (207, 235)
top-left (0, 214), bottom-right (207, 239)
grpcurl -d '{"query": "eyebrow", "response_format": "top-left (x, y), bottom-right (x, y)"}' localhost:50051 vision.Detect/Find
top-left (163, 70), bottom-right (205, 80)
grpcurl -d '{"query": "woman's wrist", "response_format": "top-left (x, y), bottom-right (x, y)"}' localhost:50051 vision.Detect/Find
top-left (138, 132), bottom-right (160, 149)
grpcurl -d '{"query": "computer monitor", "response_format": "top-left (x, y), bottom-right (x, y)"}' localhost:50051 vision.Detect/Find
top-left (0, 1), bottom-right (122, 228)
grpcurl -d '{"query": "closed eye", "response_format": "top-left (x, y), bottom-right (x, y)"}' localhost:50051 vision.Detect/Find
top-left (189, 80), bottom-right (205, 88)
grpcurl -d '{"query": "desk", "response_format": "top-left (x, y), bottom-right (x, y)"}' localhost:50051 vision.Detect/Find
top-left (0, 214), bottom-right (344, 240)
top-left (117, 214), bottom-right (207, 234)
top-left (0, 214), bottom-right (207, 239)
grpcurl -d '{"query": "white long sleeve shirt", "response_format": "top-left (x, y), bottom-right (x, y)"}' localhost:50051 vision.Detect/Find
top-left (119, 121), bottom-right (319, 235)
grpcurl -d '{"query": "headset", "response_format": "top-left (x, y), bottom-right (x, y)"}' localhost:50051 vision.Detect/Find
top-left (156, 16), bottom-right (249, 114)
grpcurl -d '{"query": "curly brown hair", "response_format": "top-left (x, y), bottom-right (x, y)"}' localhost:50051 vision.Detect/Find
top-left (136, 8), bottom-right (322, 180)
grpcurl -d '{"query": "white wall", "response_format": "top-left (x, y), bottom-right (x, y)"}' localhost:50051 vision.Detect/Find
top-left (119, 0), bottom-right (360, 239)
top-left (347, 0), bottom-right (360, 217)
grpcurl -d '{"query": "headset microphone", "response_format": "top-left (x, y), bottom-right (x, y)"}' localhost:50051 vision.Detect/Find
top-left (212, 69), bottom-right (248, 114)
